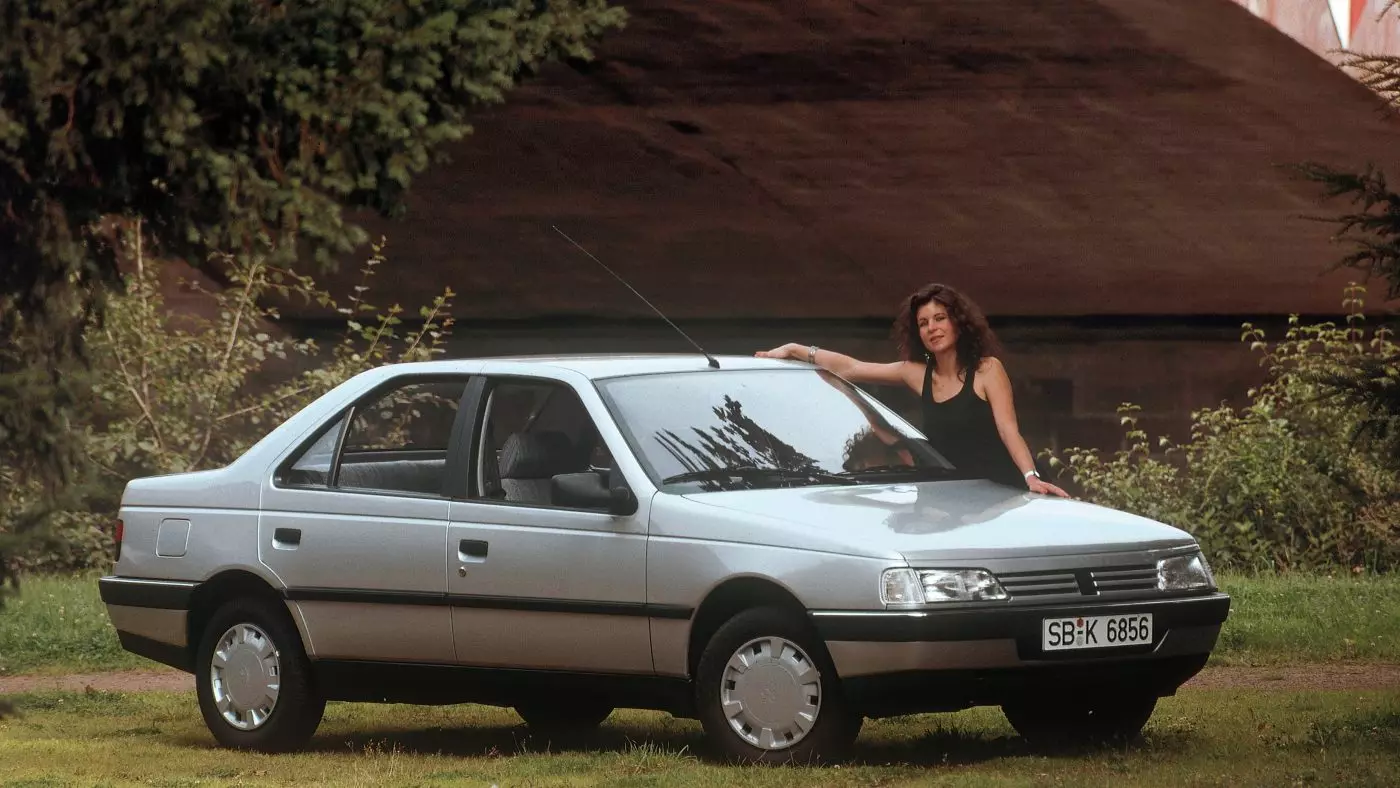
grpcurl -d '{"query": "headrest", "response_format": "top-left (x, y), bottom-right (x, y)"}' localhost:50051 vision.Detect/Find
top-left (498, 431), bottom-right (574, 479)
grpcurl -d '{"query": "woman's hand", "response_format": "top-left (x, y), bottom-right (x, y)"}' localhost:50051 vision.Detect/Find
top-left (1027, 475), bottom-right (1070, 498)
top-left (755, 343), bottom-right (804, 360)
top-left (755, 345), bottom-right (911, 387)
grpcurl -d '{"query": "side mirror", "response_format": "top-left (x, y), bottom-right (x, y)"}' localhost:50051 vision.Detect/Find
top-left (552, 471), bottom-right (638, 516)
top-left (608, 484), bottom-right (638, 516)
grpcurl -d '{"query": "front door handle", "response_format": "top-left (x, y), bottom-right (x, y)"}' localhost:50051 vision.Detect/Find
top-left (273, 528), bottom-right (301, 550)
top-left (458, 539), bottom-right (488, 563)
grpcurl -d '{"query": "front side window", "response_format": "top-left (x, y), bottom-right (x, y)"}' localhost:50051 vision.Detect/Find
top-left (596, 368), bottom-right (960, 493)
top-left (475, 379), bottom-right (613, 508)
top-left (277, 377), bottom-right (468, 496)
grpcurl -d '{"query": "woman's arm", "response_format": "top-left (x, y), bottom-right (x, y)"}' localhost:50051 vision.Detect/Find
top-left (978, 357), bottom-right (1070, 497)
top-left (756, 342), bottom-right (912, 387)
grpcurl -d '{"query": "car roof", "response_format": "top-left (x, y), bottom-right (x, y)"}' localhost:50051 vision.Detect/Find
top-left (389, 353), bottom-right (810, 381)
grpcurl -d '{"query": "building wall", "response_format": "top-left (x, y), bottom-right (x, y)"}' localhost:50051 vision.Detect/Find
top-left (1232, 0), bottom-right (1400, 60)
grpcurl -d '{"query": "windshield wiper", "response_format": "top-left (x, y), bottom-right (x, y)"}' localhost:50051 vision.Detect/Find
top-left (662, 466), bottom-right (857, 487)
top-left (836, 464), bottom-right (960, 479)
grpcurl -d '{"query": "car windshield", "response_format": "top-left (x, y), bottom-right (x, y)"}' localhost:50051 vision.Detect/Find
top-left (595, 367), bottom-right (964, 492)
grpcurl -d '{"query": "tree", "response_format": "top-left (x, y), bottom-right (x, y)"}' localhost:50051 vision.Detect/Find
top-left (1293, 5), bottom-right (1400, 467)
top-left (0, 0), bottom-right (626, 601)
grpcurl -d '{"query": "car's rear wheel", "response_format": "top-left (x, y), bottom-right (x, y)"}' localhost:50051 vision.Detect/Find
top-left (514, 699), bottom-right (614, 735)
top-left (1002, 694), bottom-right (1157, 747)
top-left (695, 606), bottom-right (862, 764)
top-left (195, 598), bottom-right (325, 753)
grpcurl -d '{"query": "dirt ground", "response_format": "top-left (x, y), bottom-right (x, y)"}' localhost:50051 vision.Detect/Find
top-left (1180, 662), bottom-right (1400, 692)
top-left (1, 662), bottom-right (1398, 696)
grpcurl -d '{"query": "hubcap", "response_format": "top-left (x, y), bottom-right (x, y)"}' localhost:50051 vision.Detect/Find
top-left (720, 635), bottom-right (822, 750)
top-left (209, 622), bottom-right (282, 731)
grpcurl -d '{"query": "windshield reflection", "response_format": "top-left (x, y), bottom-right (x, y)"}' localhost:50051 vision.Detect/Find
top-left (597, 368), bottom-right (961, 492)
top-left (656, 395), bottom-right (826, 491)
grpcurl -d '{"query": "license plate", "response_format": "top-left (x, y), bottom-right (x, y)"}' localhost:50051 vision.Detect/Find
top-left (1041, 613), bottom-right (1153, 651)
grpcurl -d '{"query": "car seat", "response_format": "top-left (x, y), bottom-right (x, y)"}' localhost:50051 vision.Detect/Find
top-left (497, 431), bottom-right (577, 505)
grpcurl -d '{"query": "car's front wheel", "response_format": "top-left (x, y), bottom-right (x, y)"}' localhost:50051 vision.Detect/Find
top-left (195, 598), bottom-right (325, 753)
top-left (695, 607), bottom-right (862, 764)
top-left (1002, 694), bottom-right (1157, 747)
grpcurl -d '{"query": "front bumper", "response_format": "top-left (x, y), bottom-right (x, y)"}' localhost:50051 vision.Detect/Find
top-left (809, 591), bottom-right (1230, 717)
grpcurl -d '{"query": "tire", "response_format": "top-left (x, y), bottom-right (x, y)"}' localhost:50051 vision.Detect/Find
top-left (515, 699), bottom-right (614, 736)
top-left (1002, 694), bottom-right (1157, 748)
top-left (194, 597), bottom-right (325, 753)
top-left (694, 606), bottom-right (862, 765)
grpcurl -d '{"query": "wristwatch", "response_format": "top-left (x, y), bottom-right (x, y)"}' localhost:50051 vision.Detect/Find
top-left (807, 345), bottom-right (819, 364)
top-left (1023, 469), bottom-right (1039, 480)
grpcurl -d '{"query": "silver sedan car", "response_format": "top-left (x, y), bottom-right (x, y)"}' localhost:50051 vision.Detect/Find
top-left (99, 354), bottom-right (1229, 763)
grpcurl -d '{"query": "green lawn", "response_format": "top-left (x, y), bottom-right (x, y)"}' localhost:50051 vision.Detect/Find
top-left (0, 573), bottom-right (150, 677)
top-left (1209, 572), bottom-right (1400, 666)
top-left (1, 571), bottom-right (1398, 675)
top-left (0, 687), bottom-right (1396, 786)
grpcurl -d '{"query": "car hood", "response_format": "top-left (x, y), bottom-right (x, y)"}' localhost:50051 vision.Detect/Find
top-left (680, 479), bottom-right (1198, 560)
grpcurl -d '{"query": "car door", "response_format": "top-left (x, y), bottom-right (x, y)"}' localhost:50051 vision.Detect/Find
top-left (260, 375), bottom-right (473, 664)
top-left (446, 373), bottom-right (653, 673)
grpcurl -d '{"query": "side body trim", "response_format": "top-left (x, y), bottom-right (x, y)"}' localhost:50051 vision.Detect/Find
top-left (282, 587), bottom-right (693, 619)
top-left (310, 659), bottom-right (695, 716)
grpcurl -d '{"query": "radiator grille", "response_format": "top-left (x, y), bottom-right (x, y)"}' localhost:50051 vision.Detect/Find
top-left (996, 569), bottom-right (1080, 597)
top-left (995, 563), bottom-right (1158, 599)
top-left (1090, 565), bottom-right (1158, 593)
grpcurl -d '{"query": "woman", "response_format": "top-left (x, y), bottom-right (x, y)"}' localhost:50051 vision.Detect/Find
top-left (757, 283), bottom-right (1069, 497)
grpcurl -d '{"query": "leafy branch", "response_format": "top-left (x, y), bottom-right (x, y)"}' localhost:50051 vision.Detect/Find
top-left (1291, 163), bottom-right (1400, 300)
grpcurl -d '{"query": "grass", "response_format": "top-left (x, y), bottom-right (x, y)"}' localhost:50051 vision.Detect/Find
top-left (0, 687), bottom-right (1397, 786)
top-left (1, 571), bottom-right (1398, 676)
top-left (1210, 572), bottom-right (1400, 666)
top-left (0, 573), bottom-right (150, 677)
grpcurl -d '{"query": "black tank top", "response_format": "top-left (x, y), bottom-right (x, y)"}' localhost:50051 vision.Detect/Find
top-left (921, 358), bottom-right (1026, 488)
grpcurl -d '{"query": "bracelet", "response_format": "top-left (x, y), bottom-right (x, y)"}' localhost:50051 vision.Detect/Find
top-left (807, 345), bottom-right (819, 364)
top-left (1023, 469), bottom-right (1039, 480)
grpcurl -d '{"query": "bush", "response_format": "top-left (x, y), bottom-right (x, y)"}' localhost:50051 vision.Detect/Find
top-left (0, 223), bottom-right (454, 572)
top-left (1044, 284), bottom-right (1400, 573)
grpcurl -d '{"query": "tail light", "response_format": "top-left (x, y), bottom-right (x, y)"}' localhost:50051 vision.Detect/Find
top-left (114, 519), bottom-right (124, 563)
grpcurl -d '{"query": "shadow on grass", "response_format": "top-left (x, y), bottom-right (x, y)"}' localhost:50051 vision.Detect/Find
top-left (849, 728), bottom-right (1198, 767)
top-left (172, 719), bottom-right (707, 760)
top-left (166, 718), bottom-right (1199, 766)
top-left (322, 722), bottom-right (708, 759)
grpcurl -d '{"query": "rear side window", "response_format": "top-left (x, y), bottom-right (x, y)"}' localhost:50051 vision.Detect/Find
top-left (343, 379), bottom-right (464, 454)
top-left (278, 415), bottom-right (347, 487)
top-left (277, 377), bottom-right (469, 496)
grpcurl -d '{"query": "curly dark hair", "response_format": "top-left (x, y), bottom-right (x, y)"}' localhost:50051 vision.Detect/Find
top-left (841, 427), bottom-right (908, 472)
top-left (891, 283), bottom-right (1001, 373)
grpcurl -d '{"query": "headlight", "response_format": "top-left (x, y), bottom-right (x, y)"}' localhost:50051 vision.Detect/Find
top-left (880, 568), bottom-right (1008, 606)
top-left (1157, 552), bottom-right (1215, 591)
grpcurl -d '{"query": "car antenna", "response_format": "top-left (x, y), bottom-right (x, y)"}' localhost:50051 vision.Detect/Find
top-left (551, 225), bottom-right (720, 369)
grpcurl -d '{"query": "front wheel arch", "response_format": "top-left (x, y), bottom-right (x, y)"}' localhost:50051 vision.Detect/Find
top-left (686, 576), bottom-right (810, 678)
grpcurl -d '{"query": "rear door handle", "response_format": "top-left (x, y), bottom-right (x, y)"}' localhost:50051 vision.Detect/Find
top-left (458, 539), bottom-right (488, 563)
top-left (273, 527), bottom-right (301, 550)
